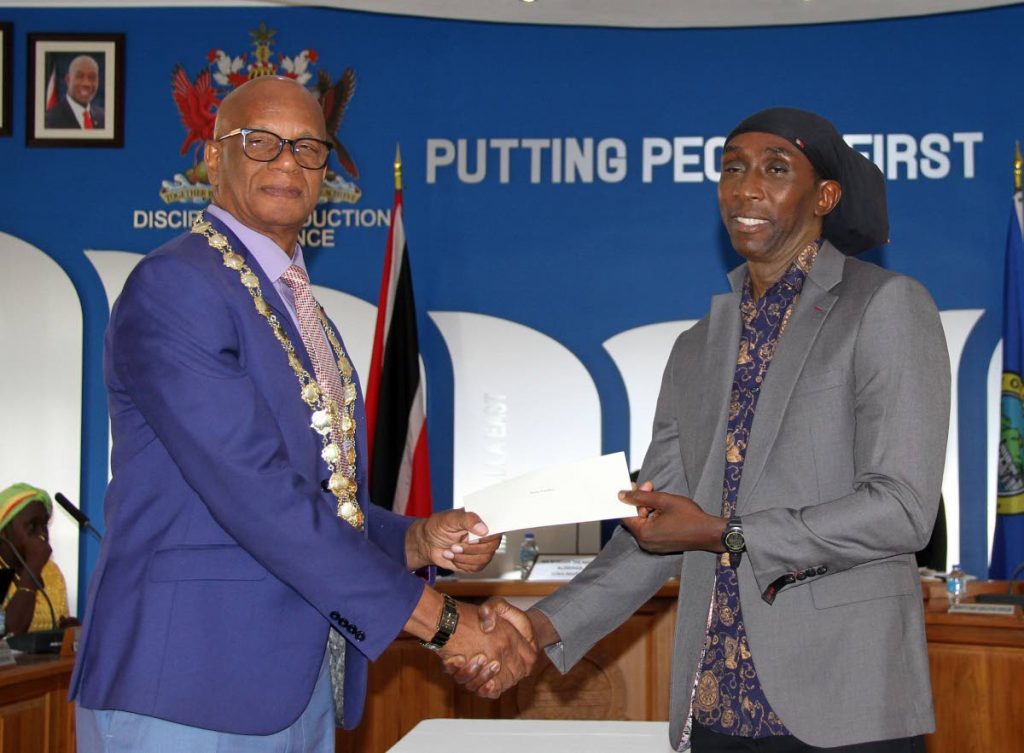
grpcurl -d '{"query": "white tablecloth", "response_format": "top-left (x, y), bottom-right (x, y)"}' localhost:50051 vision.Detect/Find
top-left (386, 718), bottom-right (673, 752)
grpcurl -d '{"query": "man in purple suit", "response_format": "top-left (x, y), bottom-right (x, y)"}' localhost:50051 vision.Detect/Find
top-left (72, 76), bottom-right (535, 752)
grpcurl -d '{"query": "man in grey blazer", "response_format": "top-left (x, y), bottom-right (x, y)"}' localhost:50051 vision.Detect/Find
top-left (458, 108), bottom-right (948, 752)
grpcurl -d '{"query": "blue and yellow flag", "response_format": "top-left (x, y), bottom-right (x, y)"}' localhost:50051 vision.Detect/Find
top-left (992, 188), bottom-right (1024, 579)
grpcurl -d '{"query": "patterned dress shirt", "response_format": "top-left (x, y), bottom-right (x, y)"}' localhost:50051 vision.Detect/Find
top-left (692, 241), bottom-right (820, 738)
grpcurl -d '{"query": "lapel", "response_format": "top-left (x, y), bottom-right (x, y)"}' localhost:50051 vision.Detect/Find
top-left (202, 213), bottom-right (368, 528)
top-left (204, 214), bottom-right (316, 377)
top-left (691, 288), bottom-right (743, 513)
top-left (735, 242), bottom-right (846, 511)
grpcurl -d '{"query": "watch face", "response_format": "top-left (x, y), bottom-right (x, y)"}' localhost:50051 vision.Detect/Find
top-left (724, 529), bottom-right (745, 552)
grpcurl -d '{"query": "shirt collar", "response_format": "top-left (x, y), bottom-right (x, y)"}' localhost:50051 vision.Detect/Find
top-left (205, 203), bottom-right (308, 284)
top-left (741, 239), bottom-right (821, 316)
top-left (65, 94), bottom-right (90, 121)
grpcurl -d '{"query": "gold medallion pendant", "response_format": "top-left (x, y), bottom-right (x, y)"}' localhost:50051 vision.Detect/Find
top-left (192, 213), bottom-right (364, 531)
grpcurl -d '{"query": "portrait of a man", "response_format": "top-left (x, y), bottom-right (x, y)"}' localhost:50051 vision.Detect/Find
top-left (44, 53), bottom-right (104, 130)
top-left (27, 33), bottom-right (123, 147)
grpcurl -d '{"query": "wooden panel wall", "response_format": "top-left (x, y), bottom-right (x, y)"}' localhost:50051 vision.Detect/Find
top-left (0, 657), bottom-right (75, 753)
top-left (337, 586), bottom-right (676, 753)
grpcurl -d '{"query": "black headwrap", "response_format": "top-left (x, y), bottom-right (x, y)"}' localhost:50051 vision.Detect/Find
top-left (726, 107), bottom-right (889, 256)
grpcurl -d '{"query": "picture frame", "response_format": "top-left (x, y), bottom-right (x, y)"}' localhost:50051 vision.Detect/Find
top-left (26, 32), bottom-right (124, 147)
top-left (0, 23), bottom-right (11, 137)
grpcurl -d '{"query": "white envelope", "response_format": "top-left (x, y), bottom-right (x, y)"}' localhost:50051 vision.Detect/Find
top-left (462, 452), bottom-right (633, 536)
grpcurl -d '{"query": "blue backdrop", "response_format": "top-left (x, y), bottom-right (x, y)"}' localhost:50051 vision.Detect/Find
top-left (0, 4), bottom-right (1019, 604)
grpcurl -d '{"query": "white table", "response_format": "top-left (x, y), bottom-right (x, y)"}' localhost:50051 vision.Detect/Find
top-left (386, 718), bottom-right (673, 752)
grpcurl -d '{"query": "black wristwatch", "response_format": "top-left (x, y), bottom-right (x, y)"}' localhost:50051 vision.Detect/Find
top-left (420, 594), bottom-right (459, 651)
top-left (721, 515), bottom-right (745, 562)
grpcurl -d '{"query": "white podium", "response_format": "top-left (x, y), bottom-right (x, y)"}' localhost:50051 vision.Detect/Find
top-left (386, 718), bottom-right (673, 752)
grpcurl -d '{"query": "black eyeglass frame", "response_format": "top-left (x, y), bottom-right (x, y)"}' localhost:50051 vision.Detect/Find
top-left (216, 127), bottom-right (334, 170)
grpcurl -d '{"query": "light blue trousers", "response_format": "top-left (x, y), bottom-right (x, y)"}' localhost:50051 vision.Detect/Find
top-left (76, 650), bottom-right (334, 753)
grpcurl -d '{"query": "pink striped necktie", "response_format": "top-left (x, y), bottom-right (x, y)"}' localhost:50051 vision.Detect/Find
top-left (280, 263), bottom-right (350, 724)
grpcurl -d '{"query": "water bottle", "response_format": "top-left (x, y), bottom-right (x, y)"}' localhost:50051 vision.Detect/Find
top-left (946, 563), bottom-right (967, 608)
top-left (518, 532), bottom-right (539, 580)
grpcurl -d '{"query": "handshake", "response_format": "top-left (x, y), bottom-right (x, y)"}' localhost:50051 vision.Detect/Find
top-left (436, 597), bottom-right (556, 699)
top-left (408, 479), bottom-right (710, 698)
top-left (405, 508), bottom-right (562, 699)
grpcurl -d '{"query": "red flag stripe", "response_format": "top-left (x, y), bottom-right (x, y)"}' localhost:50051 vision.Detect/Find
top-left (45, 67), bottom-right (58, 111)
top-left (366, 186), bottom-right (433, 516)
top-left (403, 426), bottom-right (433, 518)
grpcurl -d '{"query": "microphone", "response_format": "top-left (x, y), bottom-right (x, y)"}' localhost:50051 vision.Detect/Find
top-left (975, 560), bottom-right (1024, 607)
top-left (54, 493), bottom-right (102, 542)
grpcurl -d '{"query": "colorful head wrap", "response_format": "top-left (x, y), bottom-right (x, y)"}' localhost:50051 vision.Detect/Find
top-left (726, 107), bottom-right (889, 256)
top-left (0, 484), bottom-right (52, 532)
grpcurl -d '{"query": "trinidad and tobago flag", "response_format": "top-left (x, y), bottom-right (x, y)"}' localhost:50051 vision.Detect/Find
top-left (45, 65), bottom-right (58, 110)
top-left (365, 172), bottom-right (433, 517)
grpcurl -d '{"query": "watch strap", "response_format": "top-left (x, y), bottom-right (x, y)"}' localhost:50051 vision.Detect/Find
top-left (420, 594), bottom-right (459, 651)
top-left (721, 515), bottom-right (745, 566)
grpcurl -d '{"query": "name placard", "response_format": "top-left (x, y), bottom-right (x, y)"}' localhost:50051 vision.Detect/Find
top-left (526, 554), bottom-right (595, 581)
top-left (948, 603), bottom-right (1016, 616)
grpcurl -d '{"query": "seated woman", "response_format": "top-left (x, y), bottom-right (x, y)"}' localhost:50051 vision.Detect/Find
top-left (0, 483), bottom-right (74, 635)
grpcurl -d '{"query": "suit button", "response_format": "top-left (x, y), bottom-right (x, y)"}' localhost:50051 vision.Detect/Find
top-left (346, 625), bottom-right (355, 634)
top-left (339, 618), bottom-right (349, 627)
top-left (796, 571), bottom-right (806, 581)
top-left (357, 631), bottom-right (365, 641)
top-left (330, 611), bottom-right (341, 622)
top-left (817, 566), bottom-right (828, 575)
top-left (784, 574), bottom-right (796, 584)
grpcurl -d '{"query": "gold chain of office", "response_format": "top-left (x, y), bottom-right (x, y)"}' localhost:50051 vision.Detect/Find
top-left (190, 213), bottom-right (365, 530)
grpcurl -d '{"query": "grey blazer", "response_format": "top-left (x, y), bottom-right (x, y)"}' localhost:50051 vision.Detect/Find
top-left (535, 242), bottom-right (950, 750)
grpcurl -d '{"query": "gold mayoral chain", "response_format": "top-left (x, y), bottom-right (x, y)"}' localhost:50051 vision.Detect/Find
top-left (190, 214), bottom-right (365, 530)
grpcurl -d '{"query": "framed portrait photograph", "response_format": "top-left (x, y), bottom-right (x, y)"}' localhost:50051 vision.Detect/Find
top-left (27, 33), bottom-right (124, 147)
top-left (0, 23), bottom-right (12, 137)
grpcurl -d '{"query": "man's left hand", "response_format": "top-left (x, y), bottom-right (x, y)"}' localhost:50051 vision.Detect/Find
top-left (406, 509), bottom-right (502, 572)
top-left (619, 483), bottom-right (726, 554)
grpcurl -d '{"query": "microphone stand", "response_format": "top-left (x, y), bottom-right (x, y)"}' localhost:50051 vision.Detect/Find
top-left (0, 534), bottom-right (58, 631)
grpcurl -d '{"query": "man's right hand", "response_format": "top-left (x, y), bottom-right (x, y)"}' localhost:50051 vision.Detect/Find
top-left (444, 598), bottom-right (559, 695)
top-left (438, 602), bottom-right (537, 699)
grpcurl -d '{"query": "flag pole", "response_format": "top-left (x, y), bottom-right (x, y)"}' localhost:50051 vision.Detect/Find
top-left (393, 143), bottom-right (401, 191)
top-left (1014, 140), bottom-right (1021, 192)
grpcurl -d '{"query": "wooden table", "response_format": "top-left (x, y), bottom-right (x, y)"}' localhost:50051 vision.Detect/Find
top-left (0, 654), bottom-right (75, 753)
top-left (921, 579), bottom-right (1024, 753)
top-left (6, 581), bottom-right (1016, 752)
top-left (338, 578), bottom-right (1024, 753)
top-left (337, 580), bottom-right (678, 753)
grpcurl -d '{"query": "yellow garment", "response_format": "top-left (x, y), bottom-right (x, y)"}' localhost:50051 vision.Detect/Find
top-left (3, 560), bottom-right (69, 633)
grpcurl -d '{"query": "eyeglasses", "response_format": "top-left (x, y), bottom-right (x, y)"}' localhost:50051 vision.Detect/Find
top-left (216, 128), bottom-right (333, 170)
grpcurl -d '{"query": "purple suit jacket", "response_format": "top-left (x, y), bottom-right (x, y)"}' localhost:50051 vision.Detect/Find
top-left (70, 215), bottom-right (424, 733)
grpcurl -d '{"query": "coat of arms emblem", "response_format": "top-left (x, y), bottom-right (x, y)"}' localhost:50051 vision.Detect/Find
top-left (159, 22), bottom-right (360, 206)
